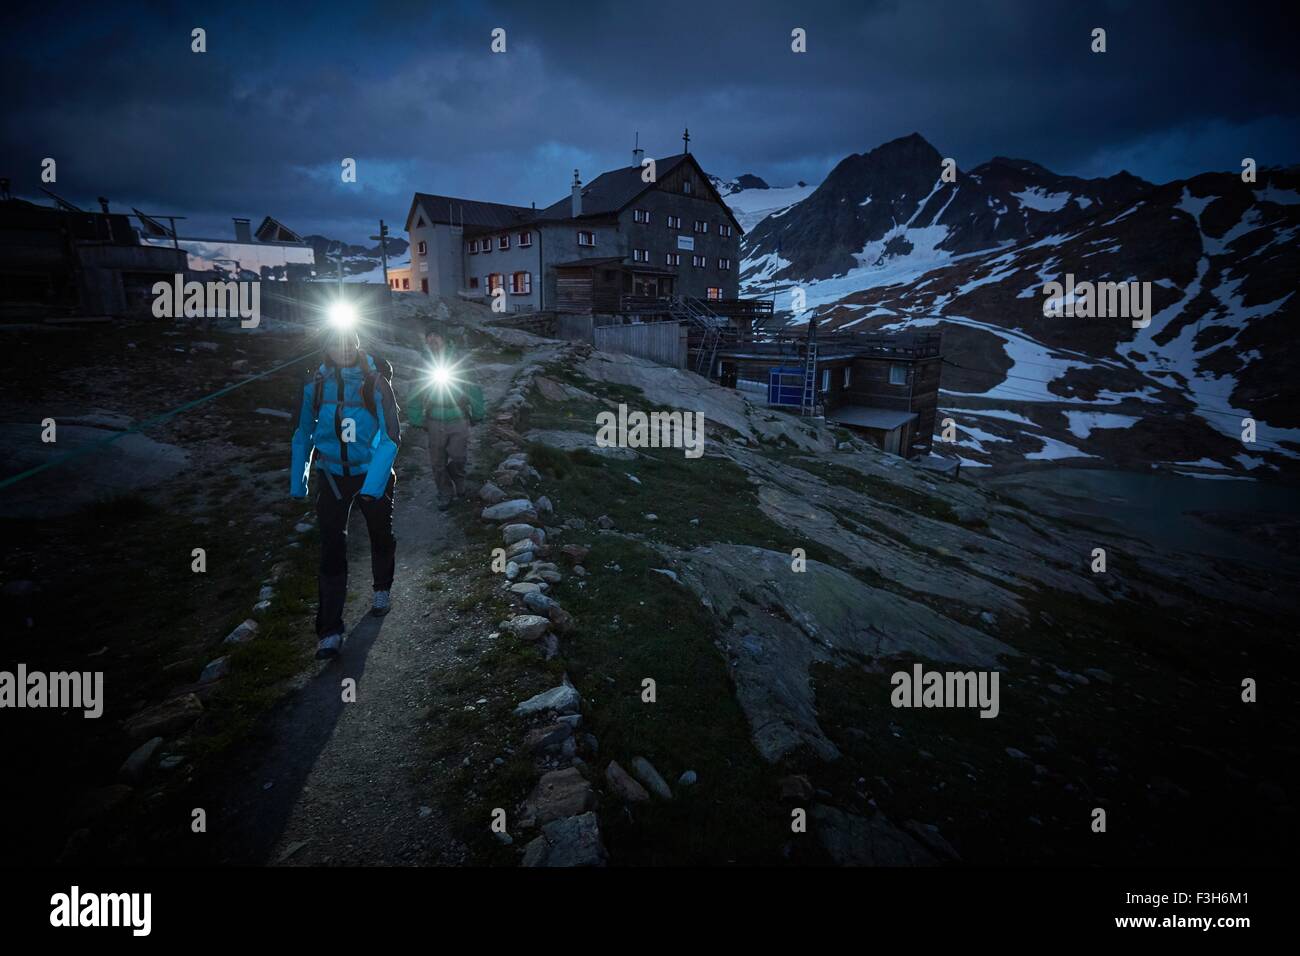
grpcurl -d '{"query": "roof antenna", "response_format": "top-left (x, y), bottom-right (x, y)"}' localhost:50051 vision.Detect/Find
top-left (632, 131), bottom-right (644, 165)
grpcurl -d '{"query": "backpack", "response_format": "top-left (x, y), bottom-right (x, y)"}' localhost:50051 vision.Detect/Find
top-left (311, 353), bottom-right (393, 420)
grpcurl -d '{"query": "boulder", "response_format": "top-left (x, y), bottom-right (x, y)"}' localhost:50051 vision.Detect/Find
top-left (118, 736), bottom-right (163, 783)
top-left (630, 756), bottom-right (673, 800)
top-left (478, 481), bottom-right (508, 505)
top-left (520, 812), bottom-right (607, 867)
top-left (502, 523), bottom-right (543, 546)
top-left (605, 760), bottom-right (650, 803)
top-left (502, 614), bottom-right (551, 641)
top-left (481, 499), bottom-right (536, 522)
top-left (523, 767), bottom-right (596, 824)
top-left (514, 683), bottom-right (581, 717)
top-left (222, 619), bottom-right (259, 645)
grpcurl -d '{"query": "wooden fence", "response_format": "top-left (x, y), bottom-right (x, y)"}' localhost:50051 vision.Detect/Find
top-left (593, 321), bottom-right (687, 369)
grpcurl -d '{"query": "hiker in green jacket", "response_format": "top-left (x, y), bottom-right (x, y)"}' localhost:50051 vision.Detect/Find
top-left (406, 329), bottom-right (484, 510)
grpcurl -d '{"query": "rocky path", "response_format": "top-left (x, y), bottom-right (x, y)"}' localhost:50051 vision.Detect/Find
top-left (213, 333), bottom-right (540, 866)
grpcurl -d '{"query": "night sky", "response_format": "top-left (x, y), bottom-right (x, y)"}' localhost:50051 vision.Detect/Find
top-left (3, 0), bottom-right (1296, 243)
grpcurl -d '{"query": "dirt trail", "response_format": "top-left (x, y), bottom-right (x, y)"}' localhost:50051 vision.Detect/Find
top-left (213, 335), bottom-right (533, 866)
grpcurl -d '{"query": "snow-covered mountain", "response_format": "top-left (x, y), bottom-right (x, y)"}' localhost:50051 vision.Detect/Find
top-left (304, 233), bottom-right (410, 283)
top-left (709, 173), bottom-right (818, 234)
top-left (737, 134), bottom-right (1300, 479)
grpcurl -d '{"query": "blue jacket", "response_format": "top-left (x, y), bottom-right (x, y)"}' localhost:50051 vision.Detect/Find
top-left (291, 353), bottom-right (400, 499)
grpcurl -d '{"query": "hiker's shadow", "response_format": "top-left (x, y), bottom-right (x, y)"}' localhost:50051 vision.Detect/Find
top-left (214, 610), bottom-right (387, 864)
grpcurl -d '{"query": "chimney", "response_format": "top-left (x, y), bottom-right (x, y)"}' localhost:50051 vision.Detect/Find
top-left (571, 170), bottom-right (582, 218)
top-left (632, 131), bottom-right (644, 166)
top-left (233, 217), bottom-right (251, 243)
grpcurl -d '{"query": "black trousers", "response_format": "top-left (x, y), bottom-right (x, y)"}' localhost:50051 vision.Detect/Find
top-left (315, 470), bottom-right (396, 637)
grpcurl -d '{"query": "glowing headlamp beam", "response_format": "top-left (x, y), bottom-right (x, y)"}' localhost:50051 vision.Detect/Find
top-left (326, 301), bottom-right (358, 331)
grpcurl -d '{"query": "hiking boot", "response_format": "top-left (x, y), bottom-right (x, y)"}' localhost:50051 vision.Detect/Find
top-left (371, 590), bottom-right (392, 617)
top-left (315, 632), bottom-right (344, 660)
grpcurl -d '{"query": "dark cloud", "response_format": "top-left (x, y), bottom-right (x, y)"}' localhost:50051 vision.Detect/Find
top-left (3, 0), bottom-right (1296, 243)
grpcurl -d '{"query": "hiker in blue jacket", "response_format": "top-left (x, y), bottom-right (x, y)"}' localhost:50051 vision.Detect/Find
top-left (291, 325), bottom-right (401, 660)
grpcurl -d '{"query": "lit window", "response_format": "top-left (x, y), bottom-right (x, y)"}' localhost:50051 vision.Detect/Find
top-left (718, 224), bottom-right (733, 238)
top-left (487, 273), bottom-right (504, 293)
top-left (665, 253), bottom-right (681, 266)
top-left (402, 278), bottom-right (410, 290)
top-left (633, 248), bottom-right (648, 262)
top-left (889, 365), bottom-right (907, 385)
top-left (706, 286), bottom-right (722, 300)
top-left (511, 271), bottom-right (532, 294)
top-left (692, 255), bottom-right (704, 267)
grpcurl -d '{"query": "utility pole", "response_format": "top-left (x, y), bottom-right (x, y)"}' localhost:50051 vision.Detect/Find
top-left (369, 219), bottom-right (395, 327)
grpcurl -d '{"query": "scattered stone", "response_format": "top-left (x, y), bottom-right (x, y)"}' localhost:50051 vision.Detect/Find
top-left (644, 513), bottom-right (658, 522)
top-left (504, 562), bottom-right (520, 581)
top-left (560, 544), bottom-right (590, 564)
top-left (1005, 747), bottom-right (1030, 760)
top-left (222, 619), bottom-right (259, 645)
top-left (523, 591), bottom-right (560, 615)
top-left (630, 756), bottom-right (673, 800)
top-left (514, 683), bottom-right (581, 717)
top-left (258, 585), bottom-right (275, 601)
top-left (503, 614), bottom-right (551, 641)
top-left (509, 582), bottom-right (544, 595)
top-left (506, 537), bottom-right (537, 558)
top-left (251, 600), bottom-right (272, 614)
top-left (158, 755), bottom-right (186, 771)
top-left (536, 495), bottom-right (554, 514)
top-left (596, 515), bottom-right (615, 530)
top-left (502, 523), bottom-right (542, 546)
top-left (118, 736), bottom-right (163, 783)
top-left (525, 722), bottom-right (573, 753)
top-left (124, 694), bottom-right (203, 741)
top-left (523, 767), bottom-right (596, 824)
top-left (650, 568), bottom-right (679, 583)
top-left (678, 770), bottom-right (698, 787)
top-left (605, 760), bottom-right (650, 802)
top-left (520, 812), bottom-right (607, 867)
top-left (779, 774), bottom-right (814, 802)
top-left (478, 481), bottom-right (508, 505)
top-left (482, 499), bottom-right (537, 523)
top-left (1084, 667), bottom-right (1115, 684)
top-left (294, 522), bottom-right (313, 533)
top-left (198, 657), bottom-right (229, 683)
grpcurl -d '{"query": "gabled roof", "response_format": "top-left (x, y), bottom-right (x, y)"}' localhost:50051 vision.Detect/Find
top-left (405, 193), bottom-right (535, 232)
top-left (255, 216), bottom-right (304, 243)
top-left (535, 153), bottom-right (743, 232)
top-left (405, 151), bottom-right (744, 235)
